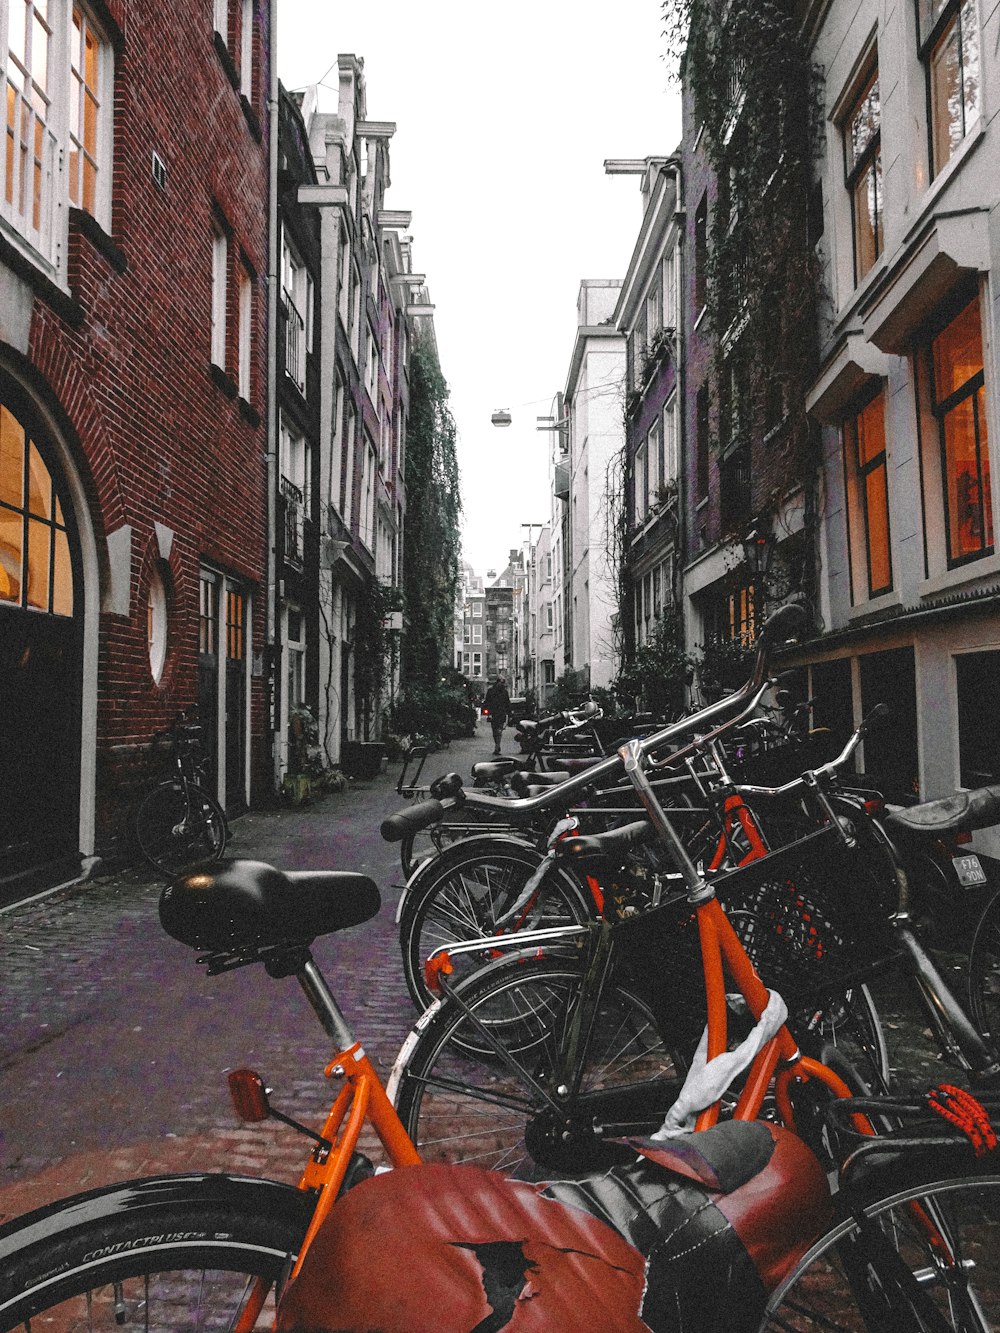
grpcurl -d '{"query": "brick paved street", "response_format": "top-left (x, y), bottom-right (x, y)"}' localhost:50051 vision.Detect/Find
top-left (0, 729), bottom-right (495, 1222)
top-left (0, 723), bottom-right (979, 1226)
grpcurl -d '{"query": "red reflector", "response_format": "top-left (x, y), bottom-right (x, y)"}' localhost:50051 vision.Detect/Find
top-left (425, 951), bottom-right (454, 995)
top-left (228, 1068), bottom-right (270, 1122)
top-left (863, 798), bottom-right (883, 815)
top-left (954, 830), bottom-right (973, 846)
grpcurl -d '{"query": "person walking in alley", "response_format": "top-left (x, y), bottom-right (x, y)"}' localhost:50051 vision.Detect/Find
top-left (483, 676), bottom-right (511, 755)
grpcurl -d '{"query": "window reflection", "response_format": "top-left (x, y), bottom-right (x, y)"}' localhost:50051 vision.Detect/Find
top-left (0, 398), bottom-right (73, 615)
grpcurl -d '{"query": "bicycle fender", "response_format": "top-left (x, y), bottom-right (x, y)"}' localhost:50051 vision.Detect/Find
top-left (0, 1172), bottom-right (314, 1281)
top-left (386, 996), bottom-right (448, 1102)
top-left (394, 833), bottom-right (544, 925)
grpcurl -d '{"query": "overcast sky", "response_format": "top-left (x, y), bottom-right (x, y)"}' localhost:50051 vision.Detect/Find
top-left (279, 0), bottom-right (682, 576)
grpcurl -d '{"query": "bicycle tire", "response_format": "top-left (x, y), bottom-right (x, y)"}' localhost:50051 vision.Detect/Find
top-left (398, 839), bottom-right (594, 1012)
top-left (758, 1172), bottom-right (1000, 1331)
top-left (0, 1173), bottom-right (313, 1332)
top-left (970, 890), bottom-right (1000, 1049)
top-left (390, 954), bottom-right (686, 1179)
top-left (134, 780), bottom-right (228, 878)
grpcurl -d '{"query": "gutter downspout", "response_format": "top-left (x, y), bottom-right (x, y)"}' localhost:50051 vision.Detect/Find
top-left (265, 0), bottom-right (280, 795)
top-left (666, 155), bottom-right (684, 615)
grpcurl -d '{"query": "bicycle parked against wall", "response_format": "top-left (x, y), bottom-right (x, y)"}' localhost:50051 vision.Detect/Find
top-left (131, 713), bottom-right (228, 878)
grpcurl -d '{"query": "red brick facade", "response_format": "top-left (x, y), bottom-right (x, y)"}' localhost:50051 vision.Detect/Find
top-left (0, 0), bottom-right (271, 883)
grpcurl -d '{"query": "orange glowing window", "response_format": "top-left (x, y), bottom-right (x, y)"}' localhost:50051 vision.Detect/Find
top-left (845, 387), bottom-right (892, 600)
top-left (930, 294), bottom-right (993, 567)
top-left (0, 403), bottom-right (73, 615)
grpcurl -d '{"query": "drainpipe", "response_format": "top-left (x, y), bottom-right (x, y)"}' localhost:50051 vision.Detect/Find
top-left (264, 0), bottom-right (280, 795)
top-left (665, 155), bottom-right (686, 624)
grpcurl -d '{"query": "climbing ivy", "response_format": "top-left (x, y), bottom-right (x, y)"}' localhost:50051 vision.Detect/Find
top-left (402, 331), bottom-right (462, 684)
top-left (662, 0), bottom-right (824, 558)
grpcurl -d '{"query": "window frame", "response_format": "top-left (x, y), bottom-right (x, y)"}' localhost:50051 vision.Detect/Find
top-left (842, 58), bottom-right (882, 285)
top-left (917, 0), bottom-right (982, 178)
top-left (211, 222), bottom-right (228, 369)
top-left (1, 0), bottom-right (114, 271)
top-left (843, 383), bottom-right (893, 601)
top-left (927, 291), bottom-right (993, 569)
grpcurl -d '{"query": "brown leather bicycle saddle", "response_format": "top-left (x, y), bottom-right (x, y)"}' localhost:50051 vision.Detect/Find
top-left (276, 1121), bottom-right (832, 1333)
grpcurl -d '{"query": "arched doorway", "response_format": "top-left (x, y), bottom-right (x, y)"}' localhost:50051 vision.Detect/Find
top-left (0, 394), bottom-right (84, 888)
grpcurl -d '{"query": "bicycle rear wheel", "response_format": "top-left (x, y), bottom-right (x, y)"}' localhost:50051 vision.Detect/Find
top-left (391, 955), bottom-right (685, 1179)
top-left (759, 1173), bottom-right (1000, 1331)
top-left (0, 1175), bottom-right (311, 1332)
top-left (134, 780), bottom-right (228, 877)
top-left (398, 840), bottom-right (593, 1012)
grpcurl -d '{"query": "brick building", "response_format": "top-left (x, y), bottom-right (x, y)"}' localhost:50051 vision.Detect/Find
top-left (0, 0), bottom-right (271, 900)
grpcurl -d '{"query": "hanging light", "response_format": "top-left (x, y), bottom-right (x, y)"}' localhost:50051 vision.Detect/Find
top-left (742, 516), bottom-right (774, 581)
top-left (491, 409), bottom-right (512, 427)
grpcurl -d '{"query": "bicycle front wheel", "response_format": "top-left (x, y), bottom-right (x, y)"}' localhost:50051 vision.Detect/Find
top-left (134, 781), bottom-right (228, 877)
top-left (759, 1173), bottom-right (1000, 1331)
top-left (0, 1174), bottom-right (312, 1332)
top-left (970, 890), bottom-right (1000, 1049)
top-left (391, 955), bottom-right (684, 1179)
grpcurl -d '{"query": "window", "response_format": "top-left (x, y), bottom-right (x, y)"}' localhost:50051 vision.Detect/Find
top-left (2, 1), bottom-right (113, 266)
top-left (663, 394), bottom-right (677, 485)
top-left (663, 246), bottom-right (678, 332)
top-left (919, 0), bottom-right (981, 176)
top-left (545, 603), bottom-right (553, 630)
top-left (694, 193), bottom-right (708, 315)
top-left (359, 438), bottom-right (376, 550)
top-left (647, 421), bottom-right (661, 511)
top-left (957, 650), bottom-right (1000, 786)
top-left (472, 651), bottom-right (482, 676)
top-left (696, 382), bottom-right (710, 500)
top-left (330, 377), bottom-right (346, 515)
top-left (147, 564), bottom-right (168, 683)
top-left (472, 602), bottom-right (482, 617)
top-left (929, 293), bottom-right (992, 567)
top-left (0, 403), bottom-right (73, 614)
top-left (463, 620), bottom-right (470, 643)
top-left (844, 386), bottom-right (892, 599)
top-left (844, 61), bottom-right (882, 283)
top-left (634, 441), bottom-right (647, 525)
top-left (462, 651), bottom-right (470, 672)
top-left (199, 568), bottom-right (217, 655)
top-left (211, 223), bottom-right (228, 368)
top-left (239, 0), bottom-right (253, 97)
top-left (237, 262), bottom-right (252, 401)
top-left (338, 227), bottom-right (350, 326)
top-left (281, 230), bottom-right (311, 393)
top-left (286, 604), bottom-right (306, 717)
top-left (226, 584), bottom-right (245, 661)
top-left (472, 624), bottom-right (482, 644)
top-left (365, 322), bottom-right (378, 398)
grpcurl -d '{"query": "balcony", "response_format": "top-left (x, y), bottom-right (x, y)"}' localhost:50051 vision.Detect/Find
top-left (280, 294), bottom-right (306, 393)
top-left (281, 477), bottom-right (304, 568)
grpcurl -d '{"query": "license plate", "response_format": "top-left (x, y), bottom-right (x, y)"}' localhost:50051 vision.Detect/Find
top-left (953, 853), bottom-right (989, 887)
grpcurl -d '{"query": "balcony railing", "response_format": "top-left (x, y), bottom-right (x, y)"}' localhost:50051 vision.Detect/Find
top-left (280, 293), bottom-right (306, 392)
top-left (281, 477), bottom-right (304, 567)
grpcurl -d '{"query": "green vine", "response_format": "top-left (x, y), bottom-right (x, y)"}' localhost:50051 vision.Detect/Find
top-left (402, 332), bottom-right (463, 684)
top-left (662, 0), bottom-right (824, 560)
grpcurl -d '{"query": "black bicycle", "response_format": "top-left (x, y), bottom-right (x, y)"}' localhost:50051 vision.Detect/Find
top-left (132, 715), bottom-right (228, 877)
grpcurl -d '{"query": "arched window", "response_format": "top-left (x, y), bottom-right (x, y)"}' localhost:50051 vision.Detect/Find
top-left (0, 404), bottom-right (74, 616)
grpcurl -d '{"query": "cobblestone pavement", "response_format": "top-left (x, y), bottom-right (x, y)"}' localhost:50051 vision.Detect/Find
top-left (0, 730), bottom-right (497, 1221)
top-left (0, 724), bottom-right (983, 1225)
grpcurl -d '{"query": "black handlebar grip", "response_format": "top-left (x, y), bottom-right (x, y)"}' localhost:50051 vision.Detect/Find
top-left (380, 798), bottom-right (445, 843)
top-left (858, 702), bottom-right (891, 738)
top-left (758, 602), bottom-right (808, 648)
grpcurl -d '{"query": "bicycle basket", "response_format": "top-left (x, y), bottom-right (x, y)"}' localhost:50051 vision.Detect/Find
top-left (712, 822), bottom-right (899, 1006)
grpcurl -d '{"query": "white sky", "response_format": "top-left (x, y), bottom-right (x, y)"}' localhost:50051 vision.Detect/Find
top-left (278, 0), bottom-right (682, 576)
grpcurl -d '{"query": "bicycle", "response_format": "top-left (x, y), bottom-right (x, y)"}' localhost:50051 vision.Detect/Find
top-left (3, 855), bottom-right (999, 1331)
top-left (131, 713), bottom-right (228, 878)
top-left (389, 718), bottom-right (1000, 1179)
